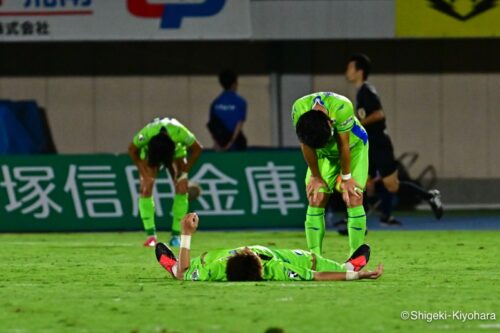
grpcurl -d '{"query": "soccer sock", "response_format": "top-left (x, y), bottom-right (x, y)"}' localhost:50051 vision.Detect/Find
top-left (347, 205), bottom-right (366, 255)
top-left (399, 181), bottom-right (432, 200)
top-left (305, 206), bottom-right (325, 255)
top-left (139, 197), bottom-right (156, 236)
top-left (172, 193), bottom-right (188, 236)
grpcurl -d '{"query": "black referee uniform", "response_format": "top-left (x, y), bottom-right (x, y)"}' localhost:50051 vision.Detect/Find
top-left (355, 82), bottom-right (397, 178)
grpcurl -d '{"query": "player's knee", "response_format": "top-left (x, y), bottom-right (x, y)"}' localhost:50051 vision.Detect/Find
top-left (385, 182), bottom-right (399, 193)
top-left (140, 180), bottom-right (155, 196)
top-left (175, 187), bottom-right (187, 195)
top-left (308, 193), bottom-right (328, 207)
top-left (348, 194), bottom-right (363, 207)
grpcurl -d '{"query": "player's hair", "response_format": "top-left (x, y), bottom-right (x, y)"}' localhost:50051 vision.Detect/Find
top-left (147, 128), bottom-right (175, 169)
top-left (226, 252), bottom-right (263, 281)
top-left (349, 53), bottom-right (371, 80)
top-left (296, 111), bottom-right (332, 148)
top-left (218, 70), bottom-right (238, 90)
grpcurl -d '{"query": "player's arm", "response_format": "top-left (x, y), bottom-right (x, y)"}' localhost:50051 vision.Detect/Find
top-left (186, 140), bottom-right (203, 173)
top-left (128, 142), bottom-right (148, 176)
top-left (360, 109), bottom-right (385, 126)
top-left (175, 212), bottom-right (199, 280)
top-left (336, 102), bottom-right (362, 205)
top-left (223, 121), bottom-right (244, 150)
top-left (313, 264), bottom-right (383, 281)
top-left (360, 86), bottom-right (384, 126)
top-left (336, 132), bottom-right (360, 205)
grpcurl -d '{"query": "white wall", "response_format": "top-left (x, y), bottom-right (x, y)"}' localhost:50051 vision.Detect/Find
top-left (0, 75), bottom-right (272, 153)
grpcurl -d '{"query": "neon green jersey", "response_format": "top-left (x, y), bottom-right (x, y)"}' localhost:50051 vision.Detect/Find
top-left (132, 117), bottom-right (196, 159)
top-left (183, 246), bottom-right (315, 282)
top-left (291, 92), bottom-right (368, 159)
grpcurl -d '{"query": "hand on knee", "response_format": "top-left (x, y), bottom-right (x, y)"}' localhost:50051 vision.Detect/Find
top-left (347, 193), bottom-right (363, 208)
top-left (140, 180), bottom-right (155, 197)
top-left (308, 193), bottom-right (329, 208)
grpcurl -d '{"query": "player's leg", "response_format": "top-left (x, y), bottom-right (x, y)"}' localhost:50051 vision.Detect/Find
top-left (376, 135), bottom-right (443, 220)
top-left (381, 164), bottom-right (443, 221)
top-left (314, 255), bottom-right (347, 272)
top-left (169, 157), bottom-right (189, 247)
top-left (395, 177), bottom-right (443, 220)
top-left (345, 143), bottom-right (369, 256)
top-left (304, 159), bottom-right (338, 255)
top-left (139, 164), bottom-right (159, 247)
top-left (379, 169), bottom-right (403, 226)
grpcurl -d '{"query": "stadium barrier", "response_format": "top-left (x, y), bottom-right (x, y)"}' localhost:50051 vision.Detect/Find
top-left (0, 151), bottom-right (308, 232)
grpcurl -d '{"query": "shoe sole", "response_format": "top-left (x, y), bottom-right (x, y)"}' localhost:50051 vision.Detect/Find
top-left (155, 242), bottom-right (177, 262)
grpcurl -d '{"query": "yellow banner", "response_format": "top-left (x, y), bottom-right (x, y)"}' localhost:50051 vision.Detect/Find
top-left (396, 0), bottom-right (500, 37)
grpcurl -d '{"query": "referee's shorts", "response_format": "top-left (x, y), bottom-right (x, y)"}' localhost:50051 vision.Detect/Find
top-left (368, 134), bottom-right (398, 178)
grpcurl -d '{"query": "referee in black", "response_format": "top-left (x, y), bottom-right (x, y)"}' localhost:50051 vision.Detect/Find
top-left (345, 53), bottom-right (443, 225)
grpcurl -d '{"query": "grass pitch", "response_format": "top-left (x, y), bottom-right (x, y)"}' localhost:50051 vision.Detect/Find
top-left (0, 230), bottom-right (498, 333)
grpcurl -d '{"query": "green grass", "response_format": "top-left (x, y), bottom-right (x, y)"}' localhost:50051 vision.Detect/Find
top-left (0, 230), bottom-right (499, 333)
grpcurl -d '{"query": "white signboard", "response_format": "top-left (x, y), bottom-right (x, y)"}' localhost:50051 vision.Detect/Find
top-left (0, 0), bottom-right (252, 41)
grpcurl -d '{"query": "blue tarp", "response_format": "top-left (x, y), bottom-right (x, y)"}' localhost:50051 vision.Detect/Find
top-left (0, 100), bottom-right (49, 154)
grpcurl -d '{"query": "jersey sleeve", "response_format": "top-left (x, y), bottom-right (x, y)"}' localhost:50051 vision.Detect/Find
top-left (184, 259), bottom-right (227, 281)
top-left (291, 101), bottom-right (306, 127)
top-left (264, 259), bottom-right (314, 281)
top-left (335, 100), bottom-right (356, 133)
top-left (168, 119), bottom-right (196, 147)
top-left (132, 124), bottom-right (151, 148)
top-left (361, 85), bottom-right (383, 113)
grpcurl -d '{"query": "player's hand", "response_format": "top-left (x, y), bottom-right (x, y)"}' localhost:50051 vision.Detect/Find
top-left (181, 212), bottom-right (199, 235)
top-left (176, 178), bottom-right (188, 193)
top-left (359, 264), bottom-right (383, 279)
top-left (222, 141), bottom-right (233, 151)
top-left (307, 176), bottom-right (328, 202)
top-left (340, 178), bottom-right (362, 205)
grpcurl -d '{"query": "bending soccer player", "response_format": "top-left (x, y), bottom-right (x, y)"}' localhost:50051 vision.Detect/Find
top-left (292, 92), bottom-right (369, 256)
top-left (155, 213), bottom-right (383, 282)
top-left (128, 117), bottom-right (203, 247)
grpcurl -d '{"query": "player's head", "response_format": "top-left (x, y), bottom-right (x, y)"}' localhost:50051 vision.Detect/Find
top-left (226, 249), bottom-right (263, 281)
top-left (147, 128), bottom-right (175, 169)
top-left (296, 110), bottom-right (332, 148)
top-left (346, 53), bottom-right (371, 82)
top-left (219, 70), bottom-right (238, 90)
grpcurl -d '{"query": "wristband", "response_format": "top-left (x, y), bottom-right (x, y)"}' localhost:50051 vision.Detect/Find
top-left (341, 173), bottom-right (352, 181)
top-left (177, 172), bottom-right (188, 181)
top-left (346, 271), bottom-right (359, 281)
top-left (180, 235), bottom-right (191, 249)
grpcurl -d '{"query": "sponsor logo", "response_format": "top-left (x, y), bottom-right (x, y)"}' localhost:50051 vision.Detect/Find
top-left (339, 116), bottom-right (353, 127)
top-left (287, 270), bottom-right (299, 279)
top-left (127, 0), bottom-right (227, 29)
top-left (428, 0), bottom-right (497, 21)
top-left (0, 0), bottom-right (93, 16)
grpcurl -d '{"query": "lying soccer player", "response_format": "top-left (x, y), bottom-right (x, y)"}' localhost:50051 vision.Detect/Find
top-left (155, 213), bottom-right (383, 282)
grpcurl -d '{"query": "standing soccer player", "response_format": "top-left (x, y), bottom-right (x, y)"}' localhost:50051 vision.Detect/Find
top-left (128, 117), bottom-right (203, 247)
top-left (292, 92), bottom-right (369, 256)
top-left (345, 53), bottom-right (443, 225)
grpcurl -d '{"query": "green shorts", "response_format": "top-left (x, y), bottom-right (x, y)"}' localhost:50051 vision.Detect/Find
top-left (139, 142), bottom-right (187, 161)
top-left (305, 142), bottom-right (369, 193)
